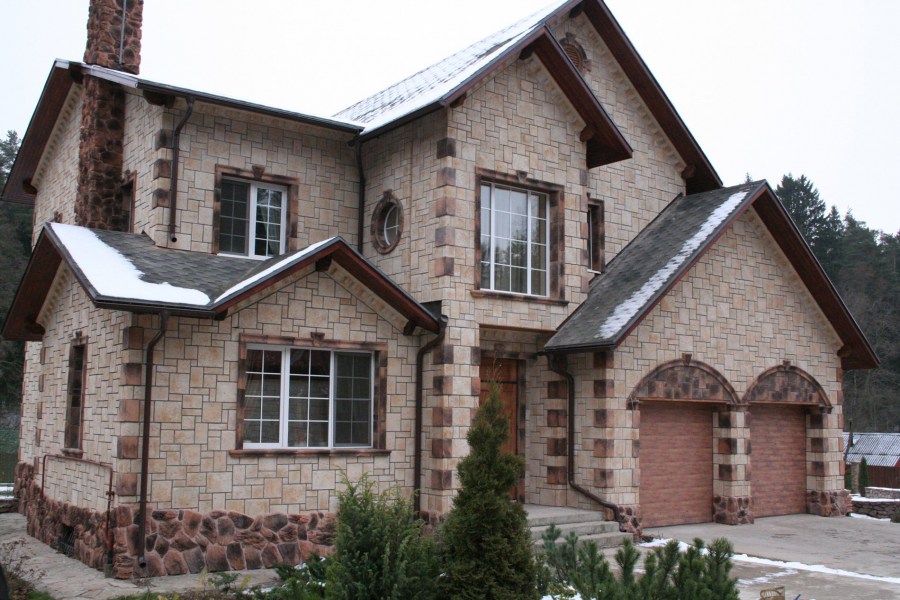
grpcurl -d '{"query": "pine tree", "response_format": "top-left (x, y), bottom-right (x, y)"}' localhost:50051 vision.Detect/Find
top-left (776, 173), bottom-right (827, 251)
top-left (858, 458), bottom-right (869, 496)
top-left (438, 383), bottom-right (538, 599)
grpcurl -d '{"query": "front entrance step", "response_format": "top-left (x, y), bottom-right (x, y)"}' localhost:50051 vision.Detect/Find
top-left (525, 504), bottom-right (631, 551)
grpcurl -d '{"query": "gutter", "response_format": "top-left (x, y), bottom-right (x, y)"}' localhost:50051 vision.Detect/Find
top-left (354, 137), bottom-right (365, 253)
top-left (545, 352), bottom-right (622, 529)
top-left (137, 311), bottom-right (169, 569)
top-left (168, 97), bottom-right (194, 242)
top-left (413, 315), bottom-right (448, 516)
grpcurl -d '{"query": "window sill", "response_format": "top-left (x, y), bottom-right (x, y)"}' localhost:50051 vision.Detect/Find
top-left (61, 448), bottom-right (83, 458)
top-left (229, 448), bottom-right (392, 458)
top-left (470, 289), bottom-right (569, 306)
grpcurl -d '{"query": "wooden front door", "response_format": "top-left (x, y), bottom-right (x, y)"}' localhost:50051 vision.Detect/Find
top-left (479, 357), bottom-right (522, 498)
top-left (480, 358), bottom-right (519, 455)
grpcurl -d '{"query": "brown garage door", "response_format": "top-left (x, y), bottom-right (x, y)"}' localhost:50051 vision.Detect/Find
top-left (751, 404), bottom-right (807, 517)
top-left (640, 401), bottom-right (713, 527)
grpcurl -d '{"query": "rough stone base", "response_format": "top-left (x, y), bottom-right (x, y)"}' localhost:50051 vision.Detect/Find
top-left (850, 497), bottom-right (900, 520)
top-left (15, 461), bottom-right (336, 579)
top-left (616, 504), bottom-right (641, 540)
top-left (713, 495), bottom-right (753, 525)
top-left (807, 489), bottom-right (850, 517)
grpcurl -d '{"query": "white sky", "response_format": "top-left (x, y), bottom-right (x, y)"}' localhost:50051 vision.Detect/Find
top-left (3, 0), bottom-right (899, 234)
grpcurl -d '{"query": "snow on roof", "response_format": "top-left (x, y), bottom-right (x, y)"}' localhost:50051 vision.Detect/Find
top-left (843, 432), bottom-right (900, 467)
top-left (595, 191), bottom-right (748, 339)
top-left (214, 237), bottom-right (336, 303)
top-left (334, 1), bottom-right (567, 133)
top-left (51, 223), bottom-right (211, 306)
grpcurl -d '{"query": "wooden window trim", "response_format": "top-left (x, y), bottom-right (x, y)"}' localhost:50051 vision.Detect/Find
top-left (118, 171), bottom-right (136, 233)
top-left (63, 337), bottom-right (87, 455)
top-left (212, 165), bottom-right (299, 256)
top-left (235, 335), bottom-right (388, 452)
top-left (474, 168), bottom-right (565, 301)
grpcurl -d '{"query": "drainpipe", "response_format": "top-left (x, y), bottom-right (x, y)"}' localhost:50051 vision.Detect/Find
top-left (546, 353), bottom-right (622, 528)
top-left (413, 316), bottom-right (448, 516)
top-left (353, 137), bottom-right (366, 253)
top-left (137, 311), bottom-right (169, 569)
top-left (168, 97), bottom-right (194, 243)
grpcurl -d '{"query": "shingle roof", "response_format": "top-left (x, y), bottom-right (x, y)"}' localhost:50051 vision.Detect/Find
top-left (3, 223), bottom-right (440, 340)
top-left (844, 433), bottom-right (900, 467)
top-left (334, 1), bottom-right (576, 133)
top-left (545, 181), bottom-right (765, 351)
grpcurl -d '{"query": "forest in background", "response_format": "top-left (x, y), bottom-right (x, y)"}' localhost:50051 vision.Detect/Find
top-left (0, 135), bottom-right (896, 458)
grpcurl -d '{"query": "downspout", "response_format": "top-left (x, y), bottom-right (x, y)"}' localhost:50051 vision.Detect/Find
top-left (546, 353), bottom-right (622, 528)
top-left (413, 316), bottom-right (448, 516)
top-left (354, 137), bottom-right (365, 253)
top-left (168, 97), bottom-right (195, 243)
top-left (137, 311), bottom-right (169, 569)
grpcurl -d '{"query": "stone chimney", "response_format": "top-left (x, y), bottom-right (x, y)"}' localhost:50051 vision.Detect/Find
top-left (75, 0), bottom-right (144, 230)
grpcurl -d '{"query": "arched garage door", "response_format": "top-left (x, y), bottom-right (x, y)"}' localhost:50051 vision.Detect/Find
top-left (751, 404), bottom-right (807, 517)
top-left (640, 401), bottom-right (714, 527)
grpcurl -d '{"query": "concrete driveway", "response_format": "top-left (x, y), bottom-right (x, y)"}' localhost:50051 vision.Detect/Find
top-left (646, 514), bottom-right (900, 599)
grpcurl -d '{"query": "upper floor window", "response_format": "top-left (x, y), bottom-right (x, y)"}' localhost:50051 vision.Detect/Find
top-left (64, 340), bottom-right (87, 453)
top-left (371, 191), bottom-right (404, 254)
top-left (241, 346), bottom-right (373, 449)
top-left (219, 179), bottom-right (287, 258)
top-left (480, 182), bottom-right (549, 296)
top-left (588, 199), bottom-right (605, 272)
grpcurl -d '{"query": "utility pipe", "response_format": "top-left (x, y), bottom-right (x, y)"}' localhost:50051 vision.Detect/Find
top-left (413, 315), bottom-right (448, 516)
top-left (137, 311), bottom-right (169, 568)
top-left (168, 97), bottom-right (194, 242)
top-left (546, 353), bottom-right (622, 527)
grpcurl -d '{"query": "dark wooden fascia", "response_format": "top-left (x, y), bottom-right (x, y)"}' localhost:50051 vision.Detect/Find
top-left (750, 190), bottom-right (878, 370)
top-left (2, 232), bottom-right (62, 341)
top-left (581, 0), bottom-right (721, 192)
top-left (526, 30), bottom-right (632, 168)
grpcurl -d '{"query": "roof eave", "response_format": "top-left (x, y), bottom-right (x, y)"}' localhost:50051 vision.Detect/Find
top-left (1, 64), bottom-right (74, 206)
top-left (750, 186), bottom-right (879, 370)
top-left (1, 230), bottom-right (61, 341)
top-left (581, 0), bottom-right (722, 192)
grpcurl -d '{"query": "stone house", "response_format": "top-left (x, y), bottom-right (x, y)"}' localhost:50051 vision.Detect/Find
top-left (2, 0), bottom-right (877, 578)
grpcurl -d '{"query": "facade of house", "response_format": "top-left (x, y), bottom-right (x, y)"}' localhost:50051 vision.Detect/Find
top-left (2, 0), bottom-right (877, 579)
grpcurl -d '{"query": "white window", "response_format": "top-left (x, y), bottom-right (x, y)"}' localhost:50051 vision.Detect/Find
top-left (480, 183), bottom-right (549, 296)
top-left (219, 179), bottom-right (287, 258)
top-left (242, 347), bottom-right (373, 449)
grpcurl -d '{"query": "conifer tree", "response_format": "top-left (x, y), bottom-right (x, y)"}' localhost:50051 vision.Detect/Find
top-left (438, 383), bottom-right (538, 599)
top-left (859, 457), bottom-right (869, 496)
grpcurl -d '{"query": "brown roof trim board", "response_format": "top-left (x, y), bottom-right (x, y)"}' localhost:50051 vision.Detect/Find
top-left (580, 0), bottom-right (722, 193)
top-left (3, 225), bottom-right (439, 341)
top-left (544, 182), bottom-right (878, 370)
top-left (1, 66), bottom-right (74, 206)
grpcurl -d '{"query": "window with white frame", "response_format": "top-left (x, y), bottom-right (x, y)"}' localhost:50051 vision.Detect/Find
top-left (480, 182), bottom-right (549, 296)
top-left (242, 346), bottom-right (373, 449)
top-left (219, 179), bottom-right (287, 258)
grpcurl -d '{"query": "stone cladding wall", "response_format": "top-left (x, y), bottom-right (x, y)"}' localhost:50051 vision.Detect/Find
top-left (866, 487), bottom-right (900, 499)
top-left (850, 496), bottom-right (900, 520)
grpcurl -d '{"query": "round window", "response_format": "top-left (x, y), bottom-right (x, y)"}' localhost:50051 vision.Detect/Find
top-left (371, 192), bottom-right (403, 253)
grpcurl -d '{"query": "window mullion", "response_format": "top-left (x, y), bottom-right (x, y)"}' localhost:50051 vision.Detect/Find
top-left (248, 183), bottom-right (258, 258)
top-left (526, 192), bottom-right (533, 295)
top-left (280, 348), bottom-right (289, 448)
top-left (489, 185), bottom-right (496, 291)
top-left (328, 351), bottom-right (336, 448)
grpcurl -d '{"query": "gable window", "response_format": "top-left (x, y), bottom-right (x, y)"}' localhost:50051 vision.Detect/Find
top-left (588, 199), bottom-right (605, 272)
top-left (219, 179), bottom-right (287, 258)
top-left (64, 340), bottom-right (87, 453)
top-left (480, 182), bottom-right (549, 296)
top-left (241, 346), bottom-right (373, 449)
top-left (371, 191), bottom-right (404, 254)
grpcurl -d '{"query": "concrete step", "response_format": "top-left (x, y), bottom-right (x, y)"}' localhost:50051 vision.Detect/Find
top-left (530, 520), bottom-right (620, 541)
top-left (534, 530), bottom-right (632, 551)
top-left (525, 505), bottom-right (606, 527)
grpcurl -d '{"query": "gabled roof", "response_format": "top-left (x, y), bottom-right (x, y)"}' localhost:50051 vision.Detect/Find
top-left (336, 0), bottom-right (631, 167)
top-left (843, 433), bottom-right (900, 467)
top-left (545, 181), bottom-right (879, 370)
top-left (1, 60), bottom-right (363, 207)
top-left (2, 223), bottom-right (439, 341)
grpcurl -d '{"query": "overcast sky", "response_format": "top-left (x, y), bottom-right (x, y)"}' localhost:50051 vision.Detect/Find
top-left (3, 1), bottom-right (899, 234)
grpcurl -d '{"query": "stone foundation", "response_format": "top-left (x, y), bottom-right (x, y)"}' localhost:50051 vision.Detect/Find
top-left (15, 461), bottom-right (336, 579)
top-left (865, 487), bottom-right (900, 500)
top-left (806, 489), bottom-right (850, 517)
top-left (713, 495), bottom-right (753, 525)
top-left (616, 504), bottom-right (641, 539)
top-left (850, 497), bottom-right (900, 520)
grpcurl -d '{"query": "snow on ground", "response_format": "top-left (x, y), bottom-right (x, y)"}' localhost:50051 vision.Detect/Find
top-left (642, 538), bottom-right (900, 585)
top-left (850, 494), bottom-right (900, 503)
top-left (596, 190), bottom-right (748, 339)
top-left (849, 512), bottom-right (891, 521)
top-left (52, 223), bottom-right (211, 305)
